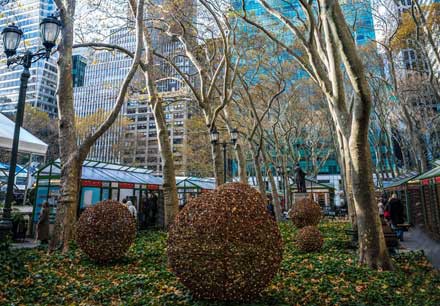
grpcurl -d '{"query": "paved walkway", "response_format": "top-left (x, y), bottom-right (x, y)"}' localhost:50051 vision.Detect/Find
top-left (11, 239), bottom-right (40, 250)
top-left (401, 226), bottom-right (440, 269)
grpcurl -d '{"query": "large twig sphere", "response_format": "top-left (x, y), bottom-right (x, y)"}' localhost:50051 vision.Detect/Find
top-left (167, 182), bottom-right (283, 302)
top-left (295, 226), bottom-right (324, 252)
top-left (289, 198), bottom-right (322, 228)
top-left (75, 200), bottom-right (136, 262)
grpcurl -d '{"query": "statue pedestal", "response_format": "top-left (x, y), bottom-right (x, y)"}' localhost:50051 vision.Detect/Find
top-left (293, 193), bottom-right (309, 204)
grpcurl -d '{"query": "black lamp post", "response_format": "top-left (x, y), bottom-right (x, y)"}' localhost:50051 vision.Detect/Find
top-left (210, 127), bottom-right (238, 184)
top-left (0, 16), bottom-right (61, 241)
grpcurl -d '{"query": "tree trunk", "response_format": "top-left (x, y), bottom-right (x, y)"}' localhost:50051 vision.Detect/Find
top-left (251, 146), bottom-right (266, 196)
top-left (350, 127), bottom-right (392, 269)
top-left (326, 0), bottom-right (392, 269)
top-left (49, 3), bottom-right (80, 253)
top-left (138, 4), bottom-right (179, 227)
top-left (153, 100), bottom-right (179, 227)
top-left (212, 142), bottom-right (225, 186)
top-left (342, 145), bottom-right (357, 230)
top-left (261, 149), bottom-right (282, 221)
top-left (49, 158), bottom-right (82, 252)
top-left (235, 143), bottom-right (248, 184)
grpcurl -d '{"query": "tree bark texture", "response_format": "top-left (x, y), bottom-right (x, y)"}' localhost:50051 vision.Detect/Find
top-left (235, 143), bottom-right (248, 183)
top-left (211, 142), bottom-right (225, 186)
top-left (261, 149), bottom-right (282, 221)
top-left (324, 0), bottom-right (392, 269)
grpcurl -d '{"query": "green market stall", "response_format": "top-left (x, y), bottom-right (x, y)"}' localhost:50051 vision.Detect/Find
top-left (383, 171), bottom-right (419, 224)
top-left (176, 177), bottom-right (216, 208)
top-left (412, 167), bottom-right (440, 238)
top-left (384, 168), bottom-right (440, 239)
top-left (32, 160), bottom-right (163, 228)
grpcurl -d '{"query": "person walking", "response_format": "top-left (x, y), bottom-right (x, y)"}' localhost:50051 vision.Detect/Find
top-left (150, 193), bottom-right (158, 225)
top-left (388, 193), bottom-right (405, 241)
top-left (127, 200), bottom-right (137, 220)
top-left (267, 199), bottom-right (275, 219)
top-left (378, 198), bottom-right (385, 220)
top-left (36, 201), bottom-right (50, 245)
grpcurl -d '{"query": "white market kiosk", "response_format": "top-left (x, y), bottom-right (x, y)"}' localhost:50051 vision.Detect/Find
top-left (0, 113), bottom-right (48, 155)
top-left (0, 113), bottom-right (48, 195)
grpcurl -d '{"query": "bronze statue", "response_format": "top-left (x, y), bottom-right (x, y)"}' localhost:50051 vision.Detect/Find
top-left (294, 163), bottom-right (306, 193)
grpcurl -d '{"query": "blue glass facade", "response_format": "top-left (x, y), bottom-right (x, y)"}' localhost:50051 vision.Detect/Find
top-left (0, 0), bottom-right (59, 117)
top-left (232, 1), bottom-right (381, 178)
top-left (232, 0), bottom-right (376, 46)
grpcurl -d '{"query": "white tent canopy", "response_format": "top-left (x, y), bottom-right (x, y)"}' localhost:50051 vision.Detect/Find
top-left (0, 113), bottom-right (48, 155)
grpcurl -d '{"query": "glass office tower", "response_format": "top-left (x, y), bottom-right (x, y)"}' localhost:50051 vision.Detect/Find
top-left (0, 0), bottom-right (58, 117)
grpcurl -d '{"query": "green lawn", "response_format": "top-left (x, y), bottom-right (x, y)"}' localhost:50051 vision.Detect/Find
top-left (2, 221), bottom-right (439, 305)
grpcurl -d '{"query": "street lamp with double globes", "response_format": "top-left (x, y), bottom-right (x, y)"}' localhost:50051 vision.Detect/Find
top-left (0, 16), bottom-right (61, 241)
top-left (210, 127), bottom-right (238, 184)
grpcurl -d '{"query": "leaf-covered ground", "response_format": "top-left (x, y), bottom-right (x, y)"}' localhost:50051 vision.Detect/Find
top-left (1, 221), bottom-right (439, 305)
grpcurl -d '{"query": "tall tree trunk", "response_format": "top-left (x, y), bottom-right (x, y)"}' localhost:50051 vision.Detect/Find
top-left (342, 144), bottom-right (357, 230)
top-left (212, 142), bottom-right (225, 186)
top-left (153, 100), bottom-right (179, 227)
top-left (350, 124), bottom-right (391, 269)
top-left (251, 145), bottom-right (266, 196)
top-left (336, 128), bottom-right (357, 229)
top-left (326, 0), bottom-right (392, 269)
top-left (235, 143), bottom-right (248, 183)
top-left (261, 149), bottom-right (282, 221)
top-left (49, 1), bottom-right (79, 253)
top-left (384, 129), bottom-right (399, 177)
top-left (49, 157), bottom-right (81, 252)
top-left (138, 0), bottom-right (179, 227)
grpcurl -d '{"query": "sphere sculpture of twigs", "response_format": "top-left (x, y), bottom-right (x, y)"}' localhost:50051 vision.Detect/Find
top-left (167, 182), bottom-right (283, 302)
top-left (75, 200), bottom-right (136, 262)
top-left (289, 198), bottom-right (322, 228)
top-left (295, 226), bottom-right (324, 252)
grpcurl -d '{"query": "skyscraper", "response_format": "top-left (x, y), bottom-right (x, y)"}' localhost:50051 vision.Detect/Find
top-left (75, 0), bottom-right (195, 172)
top-left (74, 28), bottom-right (134, 163)
top-left (231, 0), bottom-right (378, 203)
top-left (0, 0), bottom-right (58, 117)
top-left (72, 55), bottom-right (87, 88)
top-left (74, 2), bottom-right (196, 169)
top-left (232, 0), bottom-right (376, 46)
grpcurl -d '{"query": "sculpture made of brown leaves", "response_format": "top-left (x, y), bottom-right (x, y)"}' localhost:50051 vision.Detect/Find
top-left (167, 182), bottom-right (284, 302)
top-left (75, 200), bottom-right (136, 262)
top-left (289, 198), bottom-right (322, 228)
top-left (295, 226), bottom-right (324, 252)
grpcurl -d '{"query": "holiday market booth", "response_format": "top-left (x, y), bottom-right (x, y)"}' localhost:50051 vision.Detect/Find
top-left (32, 160), bottom-right (163, 229)
top-left (176, 177), bottom-right (216, 208)
top-left (383, 172), bottom-right (420, 225)
top-left (384, 168), bottom-right (440, 240)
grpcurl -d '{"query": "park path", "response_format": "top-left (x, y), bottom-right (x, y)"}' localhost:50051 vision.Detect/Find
top-left (401, 227), bottom-right (440, 269)
top-left (11, 239), bottom-right (39, 250)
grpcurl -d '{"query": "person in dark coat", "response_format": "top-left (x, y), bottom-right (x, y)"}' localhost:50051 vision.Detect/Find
top-left (37, 201), bottom-right (50, 244)
top-left (267, 202), bottom-right (275, 219)
top-left (294, 163), bottom-right (306, 193)
top-left (150, 193), bottom-right (158, 225)
top-left (388, 193), bottom-right (405, 241)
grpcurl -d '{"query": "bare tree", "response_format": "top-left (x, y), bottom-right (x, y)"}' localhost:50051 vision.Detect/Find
top-left (153, 0), bottom-right (240, 186)
top-left (49, 0), bottom-right (144, 252)
top-left (239, 0), bottom-right (392, 269)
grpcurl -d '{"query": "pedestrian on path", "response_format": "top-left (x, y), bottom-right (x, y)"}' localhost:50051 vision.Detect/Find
top-left (388, 193), bottom-right (405, 241)
top-left (36, 201), bottom-right (50, 245)
top-left (378, 198), bottom-right (385, 220)
top-left (127, 200), bottom-right (137, 219)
